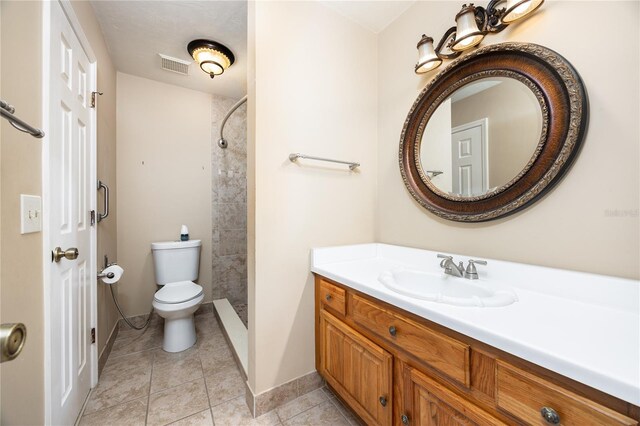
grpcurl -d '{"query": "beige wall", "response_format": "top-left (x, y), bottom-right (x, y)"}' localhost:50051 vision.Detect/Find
top-left (116, 73), bottom-right (212, 315)
top-left (451, 79), bottom-right (542, 189)
top-left (0, 2), bottom-right (45, 424)
top-left (0, 1), bottom-right (117, 422)
top-left (421, 98), bottom-right (452, 193)
top-left (377, 1), bottom-right (639, 279)
top-left (249, 1), bottom-right (378, 394)
top-left (70, 0), bottom-right (120, 363)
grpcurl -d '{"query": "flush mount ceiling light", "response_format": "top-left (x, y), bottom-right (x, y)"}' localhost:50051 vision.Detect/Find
top-left (415, 0), bottom-right (544, 74)
top-left (187, 39), bottom-right (235, 79)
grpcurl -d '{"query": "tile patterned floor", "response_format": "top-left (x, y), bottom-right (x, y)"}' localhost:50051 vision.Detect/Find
top-left (81, 311), bottom-right (360, 426)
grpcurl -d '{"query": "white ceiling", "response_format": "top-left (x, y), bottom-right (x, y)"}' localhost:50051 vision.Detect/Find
top-left (91, 1), bottom-right (247, 99)
top-left (320, 0), bottom-right (416, 34)
top-left (90, 1), bottom-right (413, 99)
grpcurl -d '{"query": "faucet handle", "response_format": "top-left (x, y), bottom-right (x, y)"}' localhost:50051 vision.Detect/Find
top-left (464, 259), bottom-right (487, 279)
top-left (437, 254), bottom-right (453, 268)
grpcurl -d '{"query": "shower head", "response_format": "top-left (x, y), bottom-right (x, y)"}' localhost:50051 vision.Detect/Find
top-left (218, 138), bottom-right (228, 149)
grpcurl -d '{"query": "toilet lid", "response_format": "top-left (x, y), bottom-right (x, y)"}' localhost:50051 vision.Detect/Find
top-left (154, 281), bottom-right (203, 304)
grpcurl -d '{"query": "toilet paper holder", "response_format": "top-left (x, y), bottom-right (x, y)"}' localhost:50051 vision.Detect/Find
top-left (98, 255), bottom-right (118, 279)
top-left (97, 270), bottom-right (115, 279)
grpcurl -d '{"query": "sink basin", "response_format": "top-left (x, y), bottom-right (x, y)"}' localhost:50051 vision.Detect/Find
top-left (378, 269), bottom-right (517, 307)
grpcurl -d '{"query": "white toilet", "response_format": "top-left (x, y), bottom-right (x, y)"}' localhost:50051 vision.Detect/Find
top-left (151, 239), bottom-right (204, 352)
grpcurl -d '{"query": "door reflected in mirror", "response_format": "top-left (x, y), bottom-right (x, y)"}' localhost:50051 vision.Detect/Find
top-left (420, 77), bottom-right (543, 198)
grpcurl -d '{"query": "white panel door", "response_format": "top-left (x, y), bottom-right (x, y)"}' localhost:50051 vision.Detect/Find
top-left (451, 121), bottom-right (487, 196)
top-left (47, 1), bottom-right (95, 424)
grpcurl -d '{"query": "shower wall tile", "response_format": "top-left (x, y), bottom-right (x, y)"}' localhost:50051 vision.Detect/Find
top-left (219, 229), bottom-right (247, 256)
top-left (220, 280), bottom-right (247, 306)
top-left (212, 255), bottom-right (247, 284)
top-left (215, 175), bottom-right (246, 204)
top-left (218, 203), bottom-right (247, 230)
top-left (211, 94), bottom-right (247, 307)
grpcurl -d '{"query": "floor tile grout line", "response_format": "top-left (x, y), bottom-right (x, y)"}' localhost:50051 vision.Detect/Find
top-left (82, 359), bottom-right (156, 415)
top-left (147, 376), bottom-right (209, 424)
top-left (145, 351), bottom-right (156, 426)
top-left (81, 395), bottom-right (150, 422)
top-left (200, 351), bottom-right (213, 411)
top-left (108, 342), bottom-right (162, 362)
top-left (106, 345), bottom-right (158, 362)
top-left (327, 396), bottom-right (359, 426)
top-left (200, 314), bottom-right (222, 426)
top-left (160, 408), bottom-right (211, 426)
top-left (276, 396), bottom-right (328, 424)
top-left (148, 376), bottom-right (205, 398)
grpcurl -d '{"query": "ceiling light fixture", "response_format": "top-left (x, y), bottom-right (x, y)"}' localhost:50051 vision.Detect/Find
top-left (187, 39), bottom-right (235, 79)
top-left (415, 0), bottom-right (543, 74)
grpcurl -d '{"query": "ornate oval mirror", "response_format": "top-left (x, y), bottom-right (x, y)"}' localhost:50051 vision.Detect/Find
top-left (400, 42), bottom-right (588, 222)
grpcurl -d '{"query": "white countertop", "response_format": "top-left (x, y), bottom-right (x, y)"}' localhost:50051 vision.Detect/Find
top-left (310, 243), bottom-right (640, 406)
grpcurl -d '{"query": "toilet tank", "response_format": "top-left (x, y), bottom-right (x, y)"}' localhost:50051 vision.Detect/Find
top-left (151, 240), bottom-right (201, 285)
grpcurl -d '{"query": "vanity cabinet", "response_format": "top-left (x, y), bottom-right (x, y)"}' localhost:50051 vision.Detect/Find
top-left (405, 366), bottom-right (504, 425)
top-left (319, 310), bottom-right (393, 426)
top-left (314, 275), bottom-right (639, 426)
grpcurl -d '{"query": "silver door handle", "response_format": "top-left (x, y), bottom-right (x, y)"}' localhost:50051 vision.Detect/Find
top-left (1, 323), bottom-right (27, 363)
top-left (97, 180), bottom-right (109, 222)
top-left (52, 247), bottom-right (79, 262)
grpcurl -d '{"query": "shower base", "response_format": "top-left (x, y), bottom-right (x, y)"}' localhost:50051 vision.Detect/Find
top-left (213, 298), bottom-right (248, 376)
top-left (232, 302), bottom-right (248, 327)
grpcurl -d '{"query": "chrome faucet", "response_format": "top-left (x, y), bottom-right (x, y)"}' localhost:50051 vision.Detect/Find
top-left (464, 259), bottom-right (487, 280)
top-left (437, 254), bottom-right (464, 277)
top-left (437, 254), bottom-right (487, 279)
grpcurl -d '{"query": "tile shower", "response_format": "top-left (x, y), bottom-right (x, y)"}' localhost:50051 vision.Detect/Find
top-left (211, 96), bottom-right (248, 326)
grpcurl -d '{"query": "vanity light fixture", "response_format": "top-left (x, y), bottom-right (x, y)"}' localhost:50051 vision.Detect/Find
top-left (415, 0), bottom-right (543, 74)
top-left (187, 39), bottom-right (235, 79)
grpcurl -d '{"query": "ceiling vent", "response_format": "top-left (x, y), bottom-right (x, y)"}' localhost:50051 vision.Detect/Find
top-left (159, 54), bottom-right (190, 75)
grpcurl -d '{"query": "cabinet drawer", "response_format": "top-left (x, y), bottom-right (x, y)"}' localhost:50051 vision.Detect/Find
top-left (351, 294), bottom-right (470, 387)
top-left (496, 361), bottom-right (637, 426)
top-left (319, 279), bottom-right (346, 316)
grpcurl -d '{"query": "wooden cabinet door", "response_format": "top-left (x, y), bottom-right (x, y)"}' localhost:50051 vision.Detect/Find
top-left (320, 310), bottom-right (393, 426)
top-left (406, 367), bottom-right (505, 426)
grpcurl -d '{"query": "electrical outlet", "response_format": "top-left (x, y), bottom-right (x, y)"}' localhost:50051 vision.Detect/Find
top-left (20, 194), bottom-right (42, 234)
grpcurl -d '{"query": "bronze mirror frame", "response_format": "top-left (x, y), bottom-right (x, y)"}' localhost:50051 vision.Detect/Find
top-left (400, 42), bottom-right (588, 222)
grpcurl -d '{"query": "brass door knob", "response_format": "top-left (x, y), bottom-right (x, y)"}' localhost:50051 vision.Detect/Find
top-left (1, 323), bottom-right (27, 363)
top-left (52, 247), bottom-right (79, 263)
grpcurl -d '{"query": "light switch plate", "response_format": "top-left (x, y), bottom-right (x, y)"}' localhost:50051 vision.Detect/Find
top-left (20, 194), bottom-right (42, 234)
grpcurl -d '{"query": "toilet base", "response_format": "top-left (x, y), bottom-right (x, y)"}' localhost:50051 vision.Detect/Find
top-left (153, 293), bottom-right (204, 353)
top-left (163, 317), bottom-right (197, 352)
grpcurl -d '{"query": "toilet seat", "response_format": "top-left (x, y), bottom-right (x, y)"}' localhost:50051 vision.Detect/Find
top-left (154, 281), bottom-right (203, 304)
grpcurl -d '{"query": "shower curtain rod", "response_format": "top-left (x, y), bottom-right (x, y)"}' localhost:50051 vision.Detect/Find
top-left (218, 95), bottom-right (247, 149)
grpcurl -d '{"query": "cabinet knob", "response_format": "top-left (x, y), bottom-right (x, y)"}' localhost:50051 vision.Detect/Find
top-left (401, 414), bottom-right (409, 425)
top-left (540, 407), bottom-right (560, 424)
top-left (325, 294), bottom-right (332, 302)
top-left (389, 325), bottom-right (397, 337)
top-left (379, 396), bottom-right (387, 407)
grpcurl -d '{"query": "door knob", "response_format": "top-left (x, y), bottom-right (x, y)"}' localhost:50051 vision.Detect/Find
top-left (52, 247), bottom-right (79, 263)
top-left (1, 323), bottom-right (27, 363)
